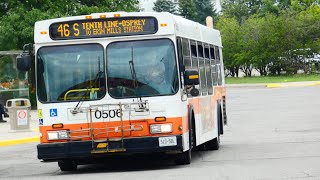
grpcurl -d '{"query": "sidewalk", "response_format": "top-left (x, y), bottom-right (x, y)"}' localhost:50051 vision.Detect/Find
top-left (0, 110), bottom-right (40, 147)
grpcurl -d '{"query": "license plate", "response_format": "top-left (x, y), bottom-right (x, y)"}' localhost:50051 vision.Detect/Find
top-left (159, 136), bottom-right (177, 147)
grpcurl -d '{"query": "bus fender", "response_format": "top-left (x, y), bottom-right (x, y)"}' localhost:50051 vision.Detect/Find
top-left (217, 101), bottom-right (223, 135)
top-left (188, 105), bottom-right (196, 148)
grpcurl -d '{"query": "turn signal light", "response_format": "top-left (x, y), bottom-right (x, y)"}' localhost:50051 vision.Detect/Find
top-left (155, 117), bottom-right (166, 122)
top-left (189, 75), bottom-right (199, 79)
top-left (52, 123), bottom-right (63, 128)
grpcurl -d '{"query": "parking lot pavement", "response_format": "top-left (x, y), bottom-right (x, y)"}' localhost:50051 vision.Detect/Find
top-left (0, 110), bottom-right (39, 146)
top-left (1, 81), bottom-right (319, 147)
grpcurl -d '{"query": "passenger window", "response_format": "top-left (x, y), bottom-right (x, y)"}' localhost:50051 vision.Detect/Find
top-left (205, 47), bottom-right (210, 59)
top-left (206, 59), bottom-right (213, 94)
top-left (210, 47), bottom-right (215, 60)
top-left (182, 38), bottom-right (190, 57)
top-left (191, 44), bottom-right (197, 57)
top-left (197, 43), bottom-right (204, 58)
top-left (199, 59), bottom-right (207, 95)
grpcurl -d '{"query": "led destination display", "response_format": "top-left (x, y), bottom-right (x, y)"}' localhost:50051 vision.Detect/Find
top-left (49, 17), bottom-right (158, 40)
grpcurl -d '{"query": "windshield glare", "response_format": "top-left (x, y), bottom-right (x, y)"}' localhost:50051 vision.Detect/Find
top-left (107, 39), bottom-right (179, 98)
top-left (37, 44), bottom-right (105, 103)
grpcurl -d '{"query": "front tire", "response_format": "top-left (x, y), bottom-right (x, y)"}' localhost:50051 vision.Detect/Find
top-left (205, 136), bottom-right (220, 150)
top-left (175, 113), bottom-right (195, 165)
top-left (58, 160), bottom-right (77, 171)
top-left (174, 148), bottom-right (192, 165)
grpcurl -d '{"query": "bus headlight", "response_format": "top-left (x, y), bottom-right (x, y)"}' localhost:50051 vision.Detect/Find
top-left (150, 124), bottom-right (173, 134)
top-left (47, 130), bottom-right (70, 140)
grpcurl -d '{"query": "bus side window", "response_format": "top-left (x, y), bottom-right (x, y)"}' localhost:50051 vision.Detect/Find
top-left (182, 38), bottom-right (190, 60)
top-left (176, 38), bottom-right (183, 69)
top-left (198, 42), bottom-right (207, 96)
top-left (182, 38), bottom-right (192, 72)
top-left (215, 46), bottom-right (222, 86)
top-left (190, 41), bottom-right (200, 96)
top-left (191, 42), bottom-right (197, 58)
top-left (210, 46), bottom-right (217, 86)
top-left (176, 37), bottom-right (184, 87)
top-left (205, 45), bottom-right (213, 95)
top-left (182, 38), bottom-right (192, 77)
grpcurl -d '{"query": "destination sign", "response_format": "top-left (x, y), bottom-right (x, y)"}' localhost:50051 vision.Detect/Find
top-left (49, 17), bottom-right (158, 40)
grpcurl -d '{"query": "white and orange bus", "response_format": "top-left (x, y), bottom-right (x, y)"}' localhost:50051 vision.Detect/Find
top-left (17, 12), bottom-right (227, 171)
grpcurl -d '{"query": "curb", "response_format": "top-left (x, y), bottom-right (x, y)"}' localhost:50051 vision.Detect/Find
top-left (266, 84), bottom-right (283, 88)
top-left (227, 81), bottom-right (320, 88)
top-left (0, 136), bottom-right (39, 147)
top-left (266, 82), bottom-right (320, 88)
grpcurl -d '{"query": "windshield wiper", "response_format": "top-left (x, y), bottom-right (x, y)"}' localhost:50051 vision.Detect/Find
top-left (128, 47), bottom-right (146, 110)
top-left (129, 47), bottom-right (139, 95)
top-left (72, 56), bottom-right (103, 114)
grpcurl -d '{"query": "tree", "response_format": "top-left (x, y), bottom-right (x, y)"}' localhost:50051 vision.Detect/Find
top-left (216, 16), bottom-right (242, 77)
top-left (178, 0), bottom-right (197, 21)
top-left (193, 0), bottom-right (217, 24)
top-left (221, 0), bottom-right (251, 24)
top-left (153, 0), bottom-right (177, 14)
top-left (0, 0), bottom-right (140, 51)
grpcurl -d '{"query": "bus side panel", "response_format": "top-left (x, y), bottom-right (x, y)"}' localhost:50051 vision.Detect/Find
top-left (187, 86), bottom-right (225, 146)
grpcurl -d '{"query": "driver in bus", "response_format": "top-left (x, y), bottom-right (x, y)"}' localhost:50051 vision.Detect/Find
top-left (146, 60), bottom-right (173, 94)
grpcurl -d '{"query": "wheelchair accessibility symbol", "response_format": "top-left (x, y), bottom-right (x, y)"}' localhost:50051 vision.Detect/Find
top-left (50, 109), bottom-right (58, 117)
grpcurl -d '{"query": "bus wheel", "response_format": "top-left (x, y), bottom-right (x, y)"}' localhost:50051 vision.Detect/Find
top-left (175, 118), bottom-right (194, 165)
top-left (175, 147), bottom-right (191, 165)
top-left (205, 136), bottom-right (220, 150)
top-left (58, 160), bottom-right (77, 171)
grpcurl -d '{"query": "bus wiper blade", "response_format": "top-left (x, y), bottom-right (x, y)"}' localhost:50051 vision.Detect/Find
top-left (128, 47), bottom-right (146, 109)
top-left (129, 47), bottom-right (139, 95)
top-left (71, 70), bottom-right (104, 114)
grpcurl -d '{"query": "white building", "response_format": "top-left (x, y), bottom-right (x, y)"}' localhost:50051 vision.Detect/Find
top-left (139, 0), bottom-right (221, 12)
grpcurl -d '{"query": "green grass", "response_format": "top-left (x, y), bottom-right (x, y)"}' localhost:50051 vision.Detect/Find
top-left (226, 74), bottom-right (320, 84)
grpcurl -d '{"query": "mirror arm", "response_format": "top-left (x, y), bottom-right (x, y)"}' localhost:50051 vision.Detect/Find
top-left (23, 43), bottom-right (34, 56)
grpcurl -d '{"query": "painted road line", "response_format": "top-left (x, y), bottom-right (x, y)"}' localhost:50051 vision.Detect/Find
top-left (267, 82), bottom-right (320, 88)
top-left (0, 136), bottom-right (39, 147)
top-left (266, 84), bottom-right (282, 88)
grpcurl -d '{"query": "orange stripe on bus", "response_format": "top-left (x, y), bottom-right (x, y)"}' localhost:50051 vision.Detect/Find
top-left (39, 117), bottom-right (188, 143)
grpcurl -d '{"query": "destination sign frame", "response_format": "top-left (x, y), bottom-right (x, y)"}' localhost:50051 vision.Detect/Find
top-left (49, 17), bottom-right (158, 40)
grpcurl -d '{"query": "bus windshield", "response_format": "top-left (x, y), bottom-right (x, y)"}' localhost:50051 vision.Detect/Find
top-left (107, 39), bottom-right (179, 98)
top-left (37, 44), bottom-right (105, 103)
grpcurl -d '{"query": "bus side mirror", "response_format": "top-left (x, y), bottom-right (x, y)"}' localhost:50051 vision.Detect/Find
top-left (16, 54), bottom-right (32, 71)
top-left (184, 69), bottom-right (199, 85)
top-left (16, 43), bottom-right (34, 71)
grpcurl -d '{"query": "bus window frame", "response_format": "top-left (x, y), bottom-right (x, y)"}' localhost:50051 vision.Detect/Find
top-left (215, 46), bottom-right (222, 86)
top-left (105, 38), bottom-right (180, 99)
top-left (197, 42), bottom-right (207, 96)
top-left (36, 43), bottom-right (106, 104)
top-left (204, 44), bottom-right (213, 95)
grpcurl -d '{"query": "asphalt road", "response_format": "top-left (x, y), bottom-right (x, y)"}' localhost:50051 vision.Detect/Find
top-left (1, 86), bottom-right (320, 180)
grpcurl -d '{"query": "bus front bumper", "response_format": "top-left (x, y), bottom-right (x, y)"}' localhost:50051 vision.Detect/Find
top-left (37, 135), bottom-right (183, 161)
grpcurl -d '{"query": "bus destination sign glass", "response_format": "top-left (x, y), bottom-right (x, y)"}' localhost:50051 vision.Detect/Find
top-left (49, 17), bottom-right (158, 40)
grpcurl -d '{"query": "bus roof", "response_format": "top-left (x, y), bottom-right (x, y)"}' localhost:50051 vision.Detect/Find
top-left (34, 12), bottom-right (221, 47)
